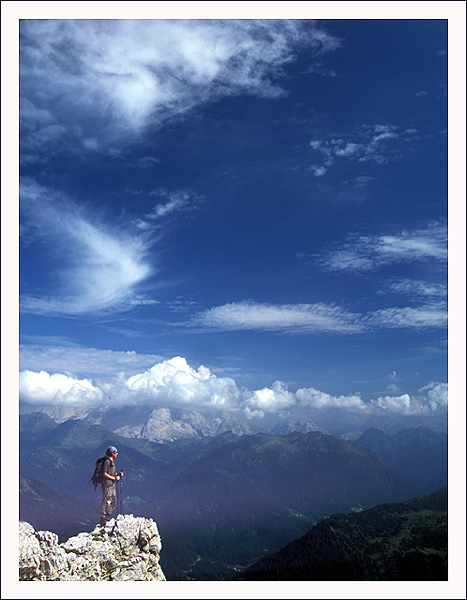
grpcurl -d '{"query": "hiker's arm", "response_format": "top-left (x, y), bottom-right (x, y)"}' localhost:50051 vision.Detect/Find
top-left (103, 471), bottom-right (120, 481)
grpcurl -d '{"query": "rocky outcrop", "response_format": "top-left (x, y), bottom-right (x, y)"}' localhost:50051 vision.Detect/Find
top-left (19, 514), bottom-right (166, 581)
top-left (136, 406), bottom-right (252, 443)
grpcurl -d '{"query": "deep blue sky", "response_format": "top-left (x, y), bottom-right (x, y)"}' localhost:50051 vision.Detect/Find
top-left (14, 16), bottom-right (454, 426)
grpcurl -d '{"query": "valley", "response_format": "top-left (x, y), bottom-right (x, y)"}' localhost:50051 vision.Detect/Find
top-left (19, 410), bottom-right (447, 580)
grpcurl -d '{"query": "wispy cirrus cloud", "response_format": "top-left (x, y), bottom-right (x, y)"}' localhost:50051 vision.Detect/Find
top-left (308, 124), bottom-right (419, 177)
top-left (134, 188), bottom-right (203, 231)
top-left (130, 156), bottom-right (161, 169)
top-left (192, 298), bottom-right (447, 335)
top-left (20, 344), bottom-right (165, 380)
top-left (317, 222), bottom-right (447, 273)
top-left (20, 179), bottom-right (155, 316)
top-left (193, 301), bottom-right (364, 334)
top-left (381, 278), bottom-right (447, 299)
top-left (364, 303), bottom-right (447, 329)
top-left (20, 19), bottom-right (340, 161)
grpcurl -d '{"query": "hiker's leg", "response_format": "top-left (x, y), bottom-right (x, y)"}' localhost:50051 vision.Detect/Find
top-left (100, 486), bottom-right (108, 524)
top-left (106, 486), bottom-right (117, 518)
top-left (101, 485), bottom-right (115, 520)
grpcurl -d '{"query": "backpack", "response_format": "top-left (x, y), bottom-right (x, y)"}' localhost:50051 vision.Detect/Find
top-left (90, 455), bottom-right (109, 491)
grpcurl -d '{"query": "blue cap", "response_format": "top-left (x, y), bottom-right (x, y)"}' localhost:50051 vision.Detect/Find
top-left (107, 446), bottom-right (118, 453)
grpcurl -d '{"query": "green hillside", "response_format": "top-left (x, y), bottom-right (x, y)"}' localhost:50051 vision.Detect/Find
top-left (237, 487), bottom-right (448, 580)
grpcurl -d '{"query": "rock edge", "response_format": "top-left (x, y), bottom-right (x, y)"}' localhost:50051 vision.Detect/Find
top-left (19, 514), bottom-right (166, 581)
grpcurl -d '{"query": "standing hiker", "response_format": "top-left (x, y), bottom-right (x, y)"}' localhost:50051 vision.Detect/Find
top-left (100, 446), bottom-right (123, 526)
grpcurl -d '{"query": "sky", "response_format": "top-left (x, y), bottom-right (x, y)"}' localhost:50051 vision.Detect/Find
top-left (5, 8), bottom-right (465, 432)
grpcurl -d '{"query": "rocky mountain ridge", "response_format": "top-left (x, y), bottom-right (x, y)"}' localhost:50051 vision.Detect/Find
top-left (20, 400), bottom-right (447, 444)
top-left (19, 514), bottom-right (166, 581)
top-left (21, 404), bottom-right (326, 443)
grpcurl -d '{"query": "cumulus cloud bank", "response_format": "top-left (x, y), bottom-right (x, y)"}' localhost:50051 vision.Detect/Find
top-left (19, 370), bottom-right (103, 406)
top-left (124, 356), bottom-right (240, 408)
top-left (20, 19), bottom-right (339, 159)
top-left (19, 355), bottom-right (447, 422)
top-left (370, 382), bottom-right (448, 416)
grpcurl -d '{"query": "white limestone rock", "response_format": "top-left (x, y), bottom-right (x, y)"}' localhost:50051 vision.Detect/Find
top-left (19, 514), bottom-right (166, 581)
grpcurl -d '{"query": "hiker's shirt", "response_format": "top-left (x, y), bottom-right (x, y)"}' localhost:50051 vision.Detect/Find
top-left (102, 456), bottom-right (116, 488)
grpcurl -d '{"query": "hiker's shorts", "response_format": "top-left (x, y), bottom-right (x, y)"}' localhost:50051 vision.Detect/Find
top-left (101, 484), bottom-right (117, 516)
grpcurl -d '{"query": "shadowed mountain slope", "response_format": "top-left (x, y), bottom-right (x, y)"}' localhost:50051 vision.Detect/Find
top-left (354, 427), bottom-right (447, 492)
top-left (237, 487), bottom-right (448, 581)
top-left (19, 477), bottom-right (98, 542)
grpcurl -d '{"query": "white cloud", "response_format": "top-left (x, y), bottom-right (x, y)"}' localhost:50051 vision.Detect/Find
top-left (133, 188), bottom-right (203, 231)
top-left (374, 233), bottom-right (447, 262)
top-left (334, 142), bottom-right (361, 157)
top-left (344, 176), bottom-right (376, 190)
top-left (131, 156), bottom-right (161, 169)
top-left (320, 249), bottom-right (374, 273)
top-left (194, 297), bottom-right (447, 335)
top-left (19, 344), bottom-right (165, 380)
top-left (319, 222), bottom-right (447, 273)
top-left (19, 354), bottom-right (448, 420)
top-left (370, 383), bottom-right (448, 416)
top-left (385, 279), bottom-right (447, 299)
top-left (19, 370), bottom-right (102, 406)
top-left (366, 304), bottom-right (447, 329)
top-left (124, 356), bottom-right (240, 409)
top-left (20, 179), bottom-right (155, 316)
top-left (152, 194), bottom-right (191, 219)
top-left (20, 19), bottom-right (339, 158)
top-left (245, 381), bottom-right (296, 418)
top-left (194, 301), bottom-right (363, 334)
top-left (371, 393), bottom-right (412, 414)
top-left (308, 124), bottom-right (405, 173)
top-left (386, 371), bottom-right (400, 393)
top-left (419, 381), bottom-right (448, 412)
top-left (295, 387), bottom-right (367, 411)
top-left (309, 165), bottom-right (327, 177)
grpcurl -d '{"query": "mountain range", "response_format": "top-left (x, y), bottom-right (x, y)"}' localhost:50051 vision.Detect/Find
top-left (20, 400), bottom-right (447, 442)
top-left (19, 411), bottom-right (447, 580)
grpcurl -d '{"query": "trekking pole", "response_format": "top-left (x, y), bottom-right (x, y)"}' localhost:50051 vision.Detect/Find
top-left (119, 475), bottom-right (124, 515)
top-left (115, 479), bottom-right (120, 517)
